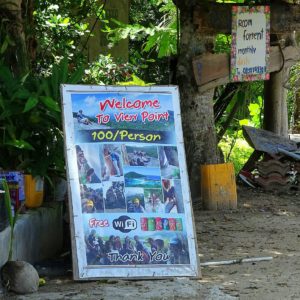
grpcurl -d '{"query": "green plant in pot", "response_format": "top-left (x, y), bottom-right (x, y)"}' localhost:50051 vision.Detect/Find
top-left (0, 179), bottom-right (41, 294)
top-left (0, 58), bottom-right (84, 292)
top-left (0, 58), bottom-right (84, 190)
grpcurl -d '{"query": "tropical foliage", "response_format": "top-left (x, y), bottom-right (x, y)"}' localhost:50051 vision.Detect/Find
top-left (0, 0), bottom-right (299, 178)
top-left (0, 59), bottom-right (84, 179)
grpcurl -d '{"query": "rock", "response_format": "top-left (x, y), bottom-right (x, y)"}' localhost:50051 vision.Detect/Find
top-left (1, 261), bottom-right (39, 294)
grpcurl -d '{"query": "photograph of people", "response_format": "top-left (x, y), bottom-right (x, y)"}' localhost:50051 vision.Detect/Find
top-left (76, 145), bottom-right (101, 184)
top-left (100, 145), bottom-right (123, 181)
top-left (84, 231), bottom-right (190, 266)
top-left (162, 179), bottom-right (184, 213)
top-left (122, 145), bottom-right (159, 167)
top-left (76, 109), bottom-right (92, 125)
top-left (80, 184), bottom-right (104, 213)
top-left (159, 146), bottom-right (181, 179)
top-left (167, 235), bottom-right (190, 265)
top-left (71, 94), bottom-right (112, 130)
top-left (126, 188), bottom-right (145, 213)
top-left (144, 189), bottom-right (164, 213)
top-left (103, 181), bottom-right (126, 212)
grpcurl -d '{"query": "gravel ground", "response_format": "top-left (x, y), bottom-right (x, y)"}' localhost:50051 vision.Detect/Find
top-left (2, 186), bottom-right (300, 300)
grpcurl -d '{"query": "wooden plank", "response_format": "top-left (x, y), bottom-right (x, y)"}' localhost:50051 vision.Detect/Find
top-left (241, 150), bottom-right (262, 172)
top-left (193, 46), bottom-right (300, 91)
top-left (242, 125), bottom-right (298, 155)
top-left (194, 2), bottom-right (300, 34)
top-left (289, 134), bottom-right (300, 143)
top-left (192, 53), bottom-right (229, 88)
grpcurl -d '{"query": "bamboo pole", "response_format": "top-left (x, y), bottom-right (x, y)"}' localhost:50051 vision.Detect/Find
top-left (200, 256), bottom-right (273, 267)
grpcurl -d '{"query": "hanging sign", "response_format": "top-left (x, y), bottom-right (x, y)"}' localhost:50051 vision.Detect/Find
top-left (231, 6), bottom-right (270, 82)
top-left (61, 85), bottom-right (199, 279)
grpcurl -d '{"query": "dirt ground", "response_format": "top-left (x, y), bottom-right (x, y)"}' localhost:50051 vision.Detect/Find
top-left (2, 185), bottom-right (300, 300)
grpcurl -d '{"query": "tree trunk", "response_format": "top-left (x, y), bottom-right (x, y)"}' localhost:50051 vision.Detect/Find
top-left (0, 0), bottom-right (29, 75)
top-left (264, 34), bottom-right (293, 138)
top-left (293, 33), bottom-right (300, 133)
top-left (175, 1), bottom-right (219, 198)
top-left (264, 68), bottom-right (289, 137)
top-left (293, 91), bottom-right (300, 133)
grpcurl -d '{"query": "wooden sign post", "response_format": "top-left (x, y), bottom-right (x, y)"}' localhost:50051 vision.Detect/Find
top-left (61, 85), bottom-right (199, 279)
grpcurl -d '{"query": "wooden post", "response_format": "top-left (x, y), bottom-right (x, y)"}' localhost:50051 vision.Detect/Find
top-left (200, 163), bottom-right (237, 210)
top-left (264, 69), bottom-right (289, 137)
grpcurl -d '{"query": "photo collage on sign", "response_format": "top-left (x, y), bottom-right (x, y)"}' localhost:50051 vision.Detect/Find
top-left (76, 142), bottom-right (189, 266)
top-left (71, 91), bottom-right (190, 267)
top-left (76, 143), bottom-right (185, 215)
top-left (83, 227), bottom-right (190, 266)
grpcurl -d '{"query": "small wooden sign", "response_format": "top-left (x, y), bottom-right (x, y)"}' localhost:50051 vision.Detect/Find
top-left (231, 6), bottom-right (270, 82)
top-left (192, 53), bottom-right (230, 88)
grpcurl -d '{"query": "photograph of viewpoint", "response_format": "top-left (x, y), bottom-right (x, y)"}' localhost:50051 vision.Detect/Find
top-left (76, 144), bottom-right (101, 184)
top-left (80, 184), bottom-right (104, 213)
top-left (100, 144), bottom-right (123, 181)
top-left (124, 166), bottom-right (162, 189)
top-left (159, 146), bottom-right (180, 179)
top-left (103, 181), bottom-right (126, 212)
top-left (122, 145), bottom-right (159, 167)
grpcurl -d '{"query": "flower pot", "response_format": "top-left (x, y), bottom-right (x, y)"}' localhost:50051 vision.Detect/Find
top-left (200, 162), bottom-right (237, 210)
top-left (0, 189), bottom-right (9, 231)
top-left (24, 175), bottom-right (44, 208)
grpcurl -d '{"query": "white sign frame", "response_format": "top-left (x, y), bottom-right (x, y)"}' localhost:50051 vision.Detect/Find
top-left (61, 85), bottom-right (200, 279)
top-left (231, 5), bottom-right (270, 82)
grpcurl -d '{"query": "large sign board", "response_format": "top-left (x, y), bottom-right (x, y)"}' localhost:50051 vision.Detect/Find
top-left (231, 6), bottom-right (270, 82)
top-left (61, 85), bottom-right (199, 279)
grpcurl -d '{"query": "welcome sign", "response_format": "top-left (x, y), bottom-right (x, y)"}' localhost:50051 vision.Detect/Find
top-left (61, 85), bottom-right (199, 279)
top-left (231, 6), bottom-right (270, 82)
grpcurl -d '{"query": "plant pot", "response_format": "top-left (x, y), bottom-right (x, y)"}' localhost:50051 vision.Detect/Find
top-left (0, 189), bottom-right (9, 231)
top-left (200, 162), bottom-right (237, 210)
top-left (24, 175), bottom-right (44, 208)
top-left (53, 178), bottom-right (67, 202)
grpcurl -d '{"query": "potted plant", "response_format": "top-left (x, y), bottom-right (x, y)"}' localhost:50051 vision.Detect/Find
top-left (0, 179), bottom-right (40, 294)
top-left (0, 59), bottom-right (84, 205)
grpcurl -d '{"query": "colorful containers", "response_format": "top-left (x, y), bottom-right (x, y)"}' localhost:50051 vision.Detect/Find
top-left (24, 175), bottom-right (44, 208)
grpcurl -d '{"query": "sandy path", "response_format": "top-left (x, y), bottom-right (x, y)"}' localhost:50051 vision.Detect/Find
top-left (197, 186), bottom-right (300, 299)
top-left (4, 186), bottom-right (300, 299)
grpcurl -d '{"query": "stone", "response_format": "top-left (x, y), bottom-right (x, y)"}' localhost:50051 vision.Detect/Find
top-left (1, 260), bottom-right (39, 294)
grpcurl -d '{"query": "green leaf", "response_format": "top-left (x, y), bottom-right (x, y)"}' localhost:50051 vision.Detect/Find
top-left (117, 74), bottom-right (153, 86)
top-left (39, 80), bottom-right (51, 97)
top-left (59, 17), bottom-right (70, 26)
top-left (239, 119), bottom-right (250, 126)
top-left (50, 64), bottom-right (59, 100)
top-left (68, 67), bottom-right (84, 84)
top-left (23, 97), bottom-right (39, 112)
top-left (1, 179), bottom-right (13, 227)
top-left (12, 88), bottom-right (31, 100)
top-left (40, 96), bottom-right (61, 112)
top-left (0, 38), bottom-right (9, 54)
top-left (248, 103), bottom-right (260, 116)
top-left (6, 139), bottom-right (35, 150)
top-left (20, 72), bottom-right (30, 85)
